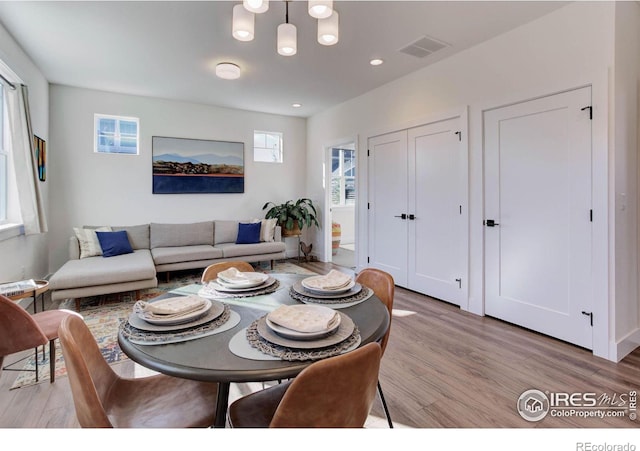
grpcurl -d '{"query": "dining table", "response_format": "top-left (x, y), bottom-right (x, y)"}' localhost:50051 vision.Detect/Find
top-left (117, 272), bottom-right (390, 428)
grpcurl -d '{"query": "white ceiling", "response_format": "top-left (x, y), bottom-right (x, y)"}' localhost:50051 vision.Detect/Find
top-left (0, 1), bottom-right (569, 118)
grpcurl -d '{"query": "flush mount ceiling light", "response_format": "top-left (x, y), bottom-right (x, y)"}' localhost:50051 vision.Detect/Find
top-left (215, 62), bottom-right (241, 80)
top-left (232, 0), bottom-right (339, 55)
top-left (370, 58), bottom-right (384, 66)
top-left (292, 103), bottom-right (302, 108)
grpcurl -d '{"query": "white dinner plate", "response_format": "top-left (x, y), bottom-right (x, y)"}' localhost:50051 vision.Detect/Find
top-left (211, 276), bottom-right (276, 293)
top-left (265, 314), bottom-right (341, 341)
top-left (217, 272), bottom-right (269, 288)
top-left (136, 297), bottom-right (212, 326)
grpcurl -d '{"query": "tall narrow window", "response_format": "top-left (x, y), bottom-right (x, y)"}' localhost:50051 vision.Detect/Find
top-left (331, 147), bottom-right (355, 206)
top-left (253, 130), bottom-right (283, 163)
top-left (94, 114), bottom-right (139, 155)
top-left (0, 84), bottom-right (7, 223)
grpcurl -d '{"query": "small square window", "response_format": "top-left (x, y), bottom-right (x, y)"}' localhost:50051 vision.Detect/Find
top-left (253, 130), bottom-right (283, 163)
top-left (94, 114), bottom-right (139, 155)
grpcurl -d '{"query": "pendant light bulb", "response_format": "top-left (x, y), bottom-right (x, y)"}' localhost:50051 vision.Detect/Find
top-left (243, 0), bottom-right (269, 14)
top-left (277, 22), bottom-right (297, 56)
top-left (308, 0), bottom-right (333, 19)
top-left (232, 4), bottom-right (254, 41)
top-left (317, 10), bottom-right (339, 46)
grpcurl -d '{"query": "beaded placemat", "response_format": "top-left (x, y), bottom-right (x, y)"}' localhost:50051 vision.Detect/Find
top-left (120, 304), bottom-right (234, 345)
top-left (245, 317), bottom-right (360, 361)
top-left (288, 285), bottom-right (372, 305)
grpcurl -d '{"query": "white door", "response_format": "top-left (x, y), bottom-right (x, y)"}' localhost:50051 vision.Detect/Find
top-left (408, 118), bottom-right (465, 305)
top-left (484, 87), bottom-right (593, 349)
top-left (368, 131), bottom-right (408, 286)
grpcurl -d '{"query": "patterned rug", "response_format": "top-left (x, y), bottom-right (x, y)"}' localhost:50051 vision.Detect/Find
top-left (10, 262), bottom-right (316, 389)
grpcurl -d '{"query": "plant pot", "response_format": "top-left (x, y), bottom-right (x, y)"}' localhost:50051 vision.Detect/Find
top-left (282, 220), bottom-right (301, 237)
top-left (332, 222), bottom-right (341, 255)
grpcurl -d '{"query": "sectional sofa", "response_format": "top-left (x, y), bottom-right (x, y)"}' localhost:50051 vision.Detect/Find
top-left (48, 220), bottom-right (286, 307)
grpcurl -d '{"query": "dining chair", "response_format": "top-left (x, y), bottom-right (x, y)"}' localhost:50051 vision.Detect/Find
top-left (0, 293), bottom-right (80, 383)
top-left (200, 260), bottom-right (255, 284)
top-left (355, 267), bottom-right (395, 428)
top-left (58, 314), bottom-right (219, 428)
top-left (228, 342), bottom-right (382, 428)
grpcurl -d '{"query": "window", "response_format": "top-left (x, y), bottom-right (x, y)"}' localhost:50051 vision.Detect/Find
top-left (253, 130), bottom-right (283, 163)
top-left (0, 84), bottom-right (6, 222)
top-left (94, 114), bottom-right (139, 155)
top-left (331, 147), bottom-right (355, 206)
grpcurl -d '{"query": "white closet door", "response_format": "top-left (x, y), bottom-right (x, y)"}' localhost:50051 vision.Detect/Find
top-left (484, 87), bottom-right (593, 349)
top-left (368, 130), bottom-right (408, 286)
top-left (408, 118), bottom-right (465, 305)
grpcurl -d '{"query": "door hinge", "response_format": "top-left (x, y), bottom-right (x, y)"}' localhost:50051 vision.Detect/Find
top-left (581, 311), bottom-right (593, 326)
top-left (581, 105), bottom-right (593, 120)
top-left (367, 256), bottom-right (370, 263)
top-left (455, 278), bottom-right (462, 289)
top-left (590, 209), bottom-right (593, 222)
top-left (455, 131), bottom-right (462, 142)
top-left (368, 202), bottom-right (370, 210)
top-left (367, 149), bottom-right (370, 157)
top-left (459, 205), bottom-right (462, 215)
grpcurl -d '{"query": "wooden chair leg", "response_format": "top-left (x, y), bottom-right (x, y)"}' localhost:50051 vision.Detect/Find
top-left (34, 347), bottom-right (39, 383)
top-left (49, 340), bottom-right (55, 383)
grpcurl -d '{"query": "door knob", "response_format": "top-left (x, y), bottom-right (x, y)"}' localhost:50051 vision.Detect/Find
top-left (484, 219), bottom-right (499, 227)
top-left (394, 214), bottom-right (407, 219)
top-left (408, 214), bottom-right (416, 220)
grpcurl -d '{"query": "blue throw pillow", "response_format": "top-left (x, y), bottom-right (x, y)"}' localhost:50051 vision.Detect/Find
top-left (236, 222), bottom-right (261, 244)
top-left (96, 230), bottom-right (134, 257)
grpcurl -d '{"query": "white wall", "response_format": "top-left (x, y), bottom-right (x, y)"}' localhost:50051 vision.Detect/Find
top-left (48, 85), bottom-right (307, 270)
top-left (0, 22), bottom-right (49, 285)
top-left (306, 2), bottom-right (626, 360)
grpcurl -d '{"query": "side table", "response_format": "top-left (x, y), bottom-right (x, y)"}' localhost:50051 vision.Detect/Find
top-left (8, 280), bottom-right (50, 313)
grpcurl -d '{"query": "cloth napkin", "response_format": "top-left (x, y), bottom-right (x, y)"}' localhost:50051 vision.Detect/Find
top-left (218, 267), bottom-right (264, 285)
top-left (303, 269), bottom-right (352, 290)
top-left (135, 295), bottom-right (206, 317)
top-left (267, 305), bottom-right (339, 333)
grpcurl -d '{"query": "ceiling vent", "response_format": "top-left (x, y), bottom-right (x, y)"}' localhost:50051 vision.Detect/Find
top-left (399, 35), bottom-right (449, 58)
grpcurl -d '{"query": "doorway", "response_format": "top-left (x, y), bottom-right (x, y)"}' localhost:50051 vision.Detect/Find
top-left (325, 141), bottom-right (356, 269)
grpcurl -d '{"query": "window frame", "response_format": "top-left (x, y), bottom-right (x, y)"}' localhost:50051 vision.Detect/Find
top-left (253, 130), bottom-right (283, 163)
top-left (0, 84), bottom-right (7, 224)
top-left (331, 147), bottom-right (355, 207)
top-left (94, 113), bottom-right (140, 155)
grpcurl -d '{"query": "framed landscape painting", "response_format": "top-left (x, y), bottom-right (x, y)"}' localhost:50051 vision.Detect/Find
top-left (152, 136), bottom-right (244, 194)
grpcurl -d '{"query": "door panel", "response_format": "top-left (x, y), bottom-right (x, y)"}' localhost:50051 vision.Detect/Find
top-left (484, 87), bottom-right (592, 349)
top-left (408, 118), bottom-right (464, 305)
top-left (368, 131), bottom-right (408, 285)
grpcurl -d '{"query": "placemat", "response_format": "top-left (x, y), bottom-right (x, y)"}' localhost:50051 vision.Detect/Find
top-left (288, 285), bottom-right (373, 308)
top-left (244, 316), bottom-right (360, 361)
top-left (120, 306), bottom-right (240, 345)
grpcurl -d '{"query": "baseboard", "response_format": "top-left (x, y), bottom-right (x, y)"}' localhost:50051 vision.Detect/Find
top-left (611, 328), bottom-right (640, 362)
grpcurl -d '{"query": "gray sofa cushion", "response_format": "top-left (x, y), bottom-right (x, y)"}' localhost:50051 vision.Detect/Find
top-left (113, 224), bottom-right (150, 250)
top-left (216, 241), bottom-right (286, 258)
top-left (49, 249), bottom-right (156, 290)
top-left (151, 245), bottom-right (223, 265)
top-left (150, 222), bottom-right (214, 248)
top-left (214, 220), bottom-right (239, 245)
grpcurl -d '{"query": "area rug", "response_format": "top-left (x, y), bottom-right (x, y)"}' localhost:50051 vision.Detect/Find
top-left (10, 262), bottom-right (317, 390)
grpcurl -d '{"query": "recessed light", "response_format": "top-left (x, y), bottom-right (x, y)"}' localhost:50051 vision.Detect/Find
top-left (215, 63), bottom-right (241, 80)
top-left (370, 58), bottom-right (384, 66)
top-left (292, 103), bottom-right (302, 108)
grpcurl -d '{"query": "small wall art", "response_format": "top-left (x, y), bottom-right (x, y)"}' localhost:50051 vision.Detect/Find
top-left (152, 136), bottom-right (244, 194)
top-left (34, 135), bottom-right (46, 181)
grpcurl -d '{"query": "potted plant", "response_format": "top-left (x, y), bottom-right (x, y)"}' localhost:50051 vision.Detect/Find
top-left (262, 198), bottom-right (320, 237)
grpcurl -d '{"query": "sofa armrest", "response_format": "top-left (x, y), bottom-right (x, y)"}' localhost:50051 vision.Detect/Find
top-left (274, 225), bottom-right (282, 242)
top-left (69, 236), bottom-right (80, 260)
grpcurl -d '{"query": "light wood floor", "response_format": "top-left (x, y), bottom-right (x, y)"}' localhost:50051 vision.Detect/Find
top-left (1, 260), bottom-right (639, 429)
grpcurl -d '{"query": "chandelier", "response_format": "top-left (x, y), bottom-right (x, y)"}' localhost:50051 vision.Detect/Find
top-left (232, 0), bottom-right (339, 56)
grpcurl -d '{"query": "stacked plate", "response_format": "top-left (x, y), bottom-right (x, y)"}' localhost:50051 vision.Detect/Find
top-left (211, 269), bottom-right (275, 293)
top-left (257, 304), bottom-right (355, 349)
top-left (296, 269), bottom-right (362, 299)
top-left (130, 295), bottom-right (225, 331)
